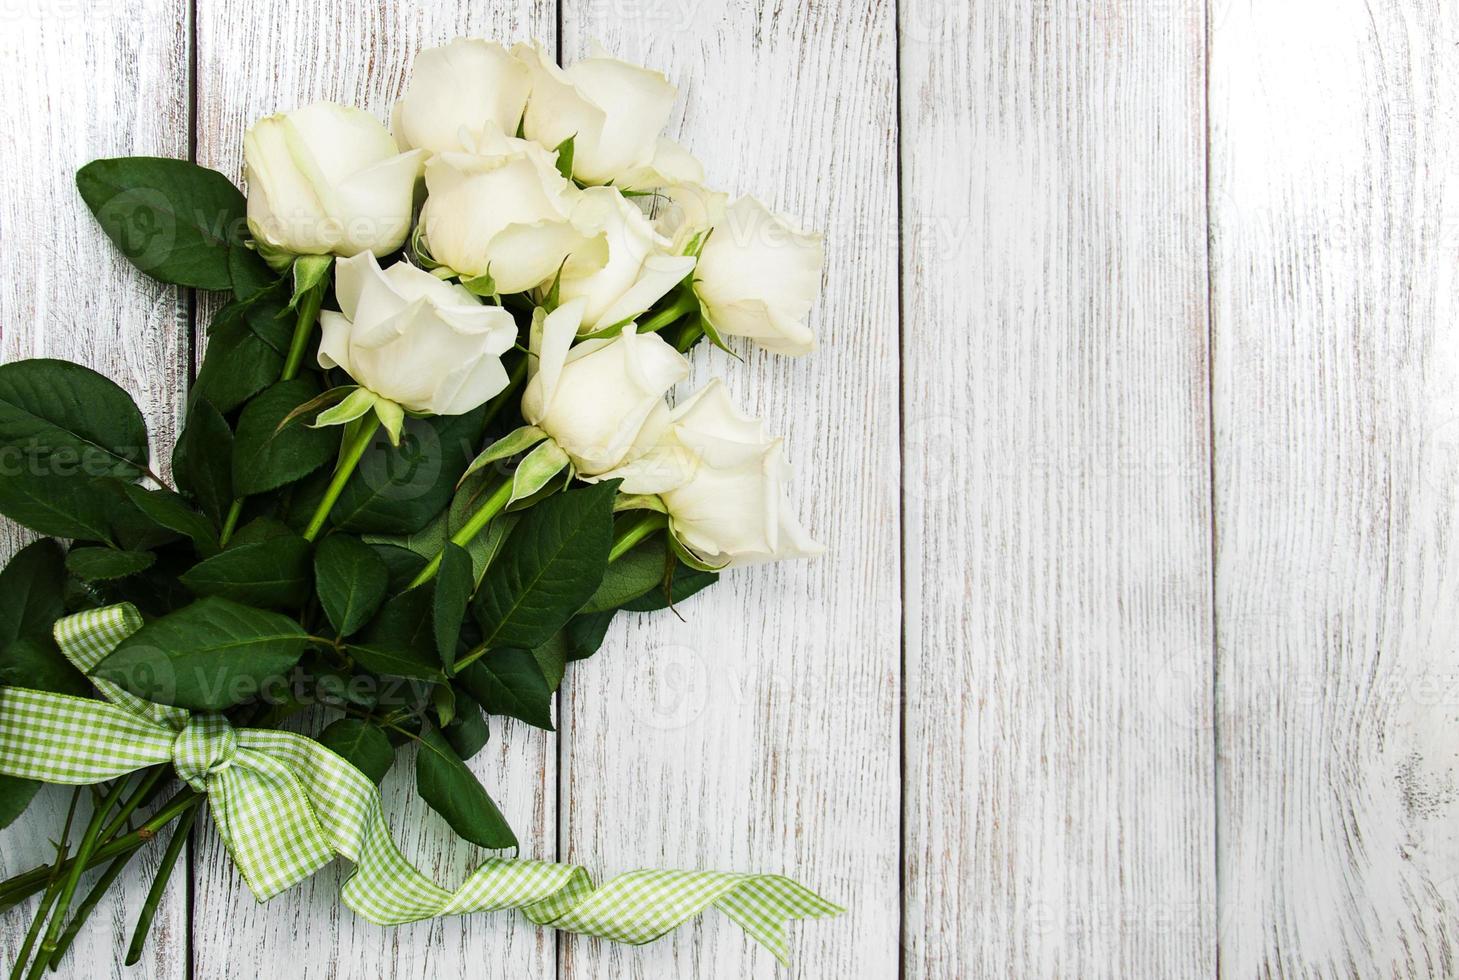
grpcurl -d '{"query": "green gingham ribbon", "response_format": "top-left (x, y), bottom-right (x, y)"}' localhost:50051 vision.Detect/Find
top-left (0, 604), bottom-right (841, 964)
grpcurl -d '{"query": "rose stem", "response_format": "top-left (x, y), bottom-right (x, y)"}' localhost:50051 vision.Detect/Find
top-left (45, 767), bottom-right (170, 961)
top-left (280, 278), bottom-right (327, 380)
top-left (219, 273), bottom-right (329, 546)
top-left (637, 291), bottom-right (699, 335)
top-left (406, 473), bottom-right (513, 590)
top-left (609, 511), bottom-right (667, 562)
top-left (47, 849), bottom-right (139, 963)
top-left (7, 789), bottom-right (79, 980)
top-left (123, 804), bottom-right (199, 966)
top-left (28, 778), bottom-right (130, 975)
top-left (0, 791), bottom-right (202, 913)
top-left (448, 513), bottom-right (665, 676)
top-left (302, 413), bottom-right (383, 542)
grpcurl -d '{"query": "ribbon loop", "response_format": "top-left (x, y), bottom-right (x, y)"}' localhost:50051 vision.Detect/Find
top-left (171, 714), bottom-right (238, 791)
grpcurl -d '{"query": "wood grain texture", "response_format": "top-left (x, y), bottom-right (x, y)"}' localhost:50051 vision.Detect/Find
top-left (0, 1), bottom-right (192, 977)
top-left (1210, 0), bottom-right (1459, 975)
top-left (899, 1), bottom-right (1216, 976)
top-left (554, 3), bottom-right (902, 978)
top-left (188, 3), bottom-right (557, 978)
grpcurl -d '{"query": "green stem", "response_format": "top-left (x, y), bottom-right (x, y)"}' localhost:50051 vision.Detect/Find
top-left (9, 880), bottom-right (61, 980)
top-left (302, 413), bottom-right (382, 542)
top-left (609, 511), bottom-right (667, 562)
top-left (0, 791), bottom-right (201, 913)
top-left (48, 849), bottom-right (140, 964)
top-left (638, 291), bottom-right (699, 335)
top-left (8, 791), bottom-right (80, 980)
top-left (218, 500), bottom-right (244, 547)
top-left (407, 474), bottom-right (513, 590)
top-left (124, 805), bottom-right (198, 966)
top-left (30, 779), bottom-right (129, 975)
top-left (99, 767), bottom-right (169, 843)
top-left (281, 281), bottom-right (325, 382)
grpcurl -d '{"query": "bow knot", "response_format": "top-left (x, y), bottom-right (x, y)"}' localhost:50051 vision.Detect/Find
top-left (171, 713), bottom-right (238, 790)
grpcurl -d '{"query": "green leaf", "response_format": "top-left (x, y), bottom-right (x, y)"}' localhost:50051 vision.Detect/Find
top-left (121, 485), bottom-right (220, 557)
top-left (563, 610), bottom-right (616, 662)
top-left (0, 539), bottom-right (67, 646)
top-left (314, 535), bottom-right (388, 637)
top-left (531, 633), bottom-right (567, 693)
top-left (470, 481), bottom-right (615, 652)
top-left (76, 157), bottom-right (245, 289)
top-left (229, 244), bottom-right (277, 302)
top-left (348, 590), bottom-right (443, 680)
top-left (318, 719), bottom-right (393, 785)
top-left (290, 254), bottom-right (333, 308)
top-left (371, 544), bottom-right (429, 594)
top-left (1, 635), bottom-right (92, 698)
top-left (178, 532), bottom-right (310, 609)
top-left (619, 566), bottom-right (719, 612)
top-left (172, 399), bottom-right (233, 525)
top-left (193, 307), bottom-right (284, 413)
top-left (232, 378), bottom-right (337, 497)
top-left (0, 358), bottom-right (149, 479)
top-left (415, 728), bottom-right (516, 849)
top-left (65, 546), bottom-right (156, 582)
top-left (0, 774), bottom-right (42, 830)
top-left (433, 544), bottom-right (473, 670)
top-left (331, 409), bottom-right (487, 534)
top-left (553, 135), bottom-right (575, 180)
top-left (0, 540), bottom-right (90, 697)
top-left (443, 687), bottom-right (489, 760)
top-left (580, 541), bottom-right (666, 614)
top-left (458, 649), bottom-right (554, 730)
top-left (92, 597), bottom-right (309, 710)
top-left (0, 472), bottom-right (114, 541)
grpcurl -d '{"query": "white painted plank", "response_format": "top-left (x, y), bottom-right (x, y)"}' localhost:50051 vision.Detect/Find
top-left (189, 4), bottom-right (557, 979)
top-left (0, 1), bottom-right (192, 978)
top-left (899, 2), bottom-right (1216, 976)
top-left (555, 3), bottom-right (902, 978)
top-left (1211, 0), bottom-right (1459, 974)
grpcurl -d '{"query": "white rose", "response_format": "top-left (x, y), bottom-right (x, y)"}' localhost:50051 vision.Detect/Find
top-left (521, 298), bottom-right (689, 475)
top-left (551, 187), bottom-right (696, 333)
top-left (244, 102), bottom-right (425, 262)
top-left (317, 252), bottom-right (517, 415)
top-left (694, 196), bottom-right (824, 356)
top-left (419, 128), bottom-right (605, 293)
top-left (653, 181), bottom-right (727, 254)
top-left (604, 380), bottom-right (823, 565)
top-left (392, 38), bottom-right (532, 155)
top-left (513, 42), bottom-right (678, 186)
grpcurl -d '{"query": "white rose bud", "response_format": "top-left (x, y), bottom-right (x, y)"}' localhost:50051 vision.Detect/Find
top-left (513, 41), bottom-right (679, 186)
top-left (552, 187), bottom-right (696, 333)
top-left (694, 196), bottom-right (824, 356)
top-left (419, 127), bottom-right (605, 294)
top-left (604, 380), bottom-right (823, 566)
top-left (244, 102), bottom-right (425, 262)
top-left (317, 252), bottom-right (517, 415)
top-left (521, 298), bottom-right (689, 475)
top-left (392, 38), bottom-right (532, 155)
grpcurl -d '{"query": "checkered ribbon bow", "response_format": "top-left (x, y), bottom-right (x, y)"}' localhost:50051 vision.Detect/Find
top-left (0, 605), bottom-right (841, 964)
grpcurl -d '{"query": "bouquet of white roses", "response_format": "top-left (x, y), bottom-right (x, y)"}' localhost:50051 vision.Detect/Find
top-left (0, 38), bottom-right (837, 974)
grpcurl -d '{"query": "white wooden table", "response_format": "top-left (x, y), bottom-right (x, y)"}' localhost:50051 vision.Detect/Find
top-left (2, 0), bottom-right (1456, 976)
